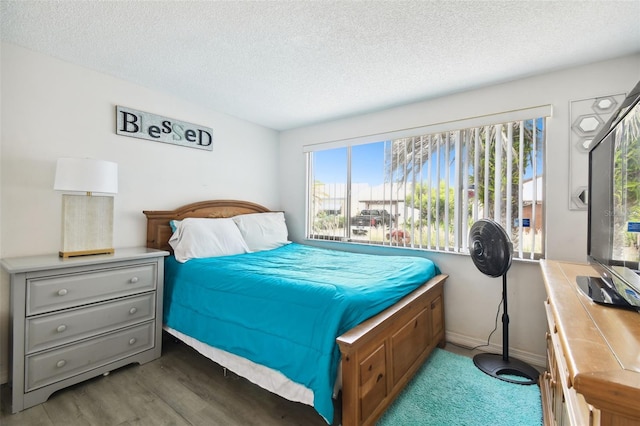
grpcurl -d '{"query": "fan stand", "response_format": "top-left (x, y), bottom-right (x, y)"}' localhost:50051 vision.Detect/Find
top-left (473, 274), bottom-right (539, 385)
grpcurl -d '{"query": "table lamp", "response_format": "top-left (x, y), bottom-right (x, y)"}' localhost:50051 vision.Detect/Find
top-left (54, 158), bottom-right (118, 257)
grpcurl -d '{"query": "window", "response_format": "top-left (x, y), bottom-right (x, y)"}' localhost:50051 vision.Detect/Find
top-left (306, 108), bottom-right (548, 260)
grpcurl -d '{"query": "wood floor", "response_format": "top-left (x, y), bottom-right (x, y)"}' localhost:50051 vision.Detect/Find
top-left (0, 334), bottom-right (481, 426)
top-left (0, 333), bottom-right (336, 426)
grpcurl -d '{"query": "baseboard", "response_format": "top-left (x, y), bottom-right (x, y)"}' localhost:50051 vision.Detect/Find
top-left (445, 331), bottom-right (546, 369)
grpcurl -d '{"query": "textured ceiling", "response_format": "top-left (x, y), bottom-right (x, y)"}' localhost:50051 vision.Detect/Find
top-left (1, 1), bottom-right (639, 130)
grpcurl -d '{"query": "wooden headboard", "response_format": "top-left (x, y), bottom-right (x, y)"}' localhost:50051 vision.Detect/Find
top-left (143, 200), bottom-right (273, 251)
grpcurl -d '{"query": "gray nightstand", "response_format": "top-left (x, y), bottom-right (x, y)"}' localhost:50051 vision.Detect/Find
top-left (1, 247), bottom-right (169, 413)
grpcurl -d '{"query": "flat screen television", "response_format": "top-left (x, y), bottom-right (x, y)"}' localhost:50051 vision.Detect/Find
top-left (577, 79), bottom-right (640, 310)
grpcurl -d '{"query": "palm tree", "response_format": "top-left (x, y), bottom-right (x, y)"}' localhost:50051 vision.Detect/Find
top-left (387, 121), bottom-right (542, 227)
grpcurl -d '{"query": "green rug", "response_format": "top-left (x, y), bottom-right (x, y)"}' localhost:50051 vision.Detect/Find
top-left (377, 348), bottom-right (543, 426)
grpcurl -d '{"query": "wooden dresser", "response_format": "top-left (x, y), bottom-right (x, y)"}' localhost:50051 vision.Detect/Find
top-left (540, 260), bottom-right (640, 426)
top-left (1, 247), bottom-right (168, 413)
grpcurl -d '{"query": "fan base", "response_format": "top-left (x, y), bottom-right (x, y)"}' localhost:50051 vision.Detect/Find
top-left (473, 353), bottom-right (539, 385)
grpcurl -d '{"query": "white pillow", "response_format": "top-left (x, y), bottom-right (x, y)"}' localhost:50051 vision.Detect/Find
top-left (232, 212), bottom-right (290, 252)
top-left (169, 218), bottom-right (249, 263)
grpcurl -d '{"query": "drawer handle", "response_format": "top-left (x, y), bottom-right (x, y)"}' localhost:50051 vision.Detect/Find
top-left (129, 338), bottom-right (137, 345)
top-left (129, 277), bottom-right (139, 284)
top-left (376, 373), bottom-right (384, 382)
top-left (129, 307), bottom-right (138, 315)
top-left (57, 289), bottom-right (68, 296)
top-left (56, 324), bottom-right (67, 333)
top-left (56, 360), bottom-right (66, 368)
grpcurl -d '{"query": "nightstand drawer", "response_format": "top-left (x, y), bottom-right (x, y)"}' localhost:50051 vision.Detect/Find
top-left (26, 293), bottom-right (156, 353)
top-left (25, 321), bottom-right (155, 392)
top-left (27, 263), bottom-right (156, 315)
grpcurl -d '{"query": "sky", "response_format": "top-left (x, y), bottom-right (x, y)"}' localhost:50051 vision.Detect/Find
top-left (313, 120), bottom-right (545, 187)
top-left (314, 142), bottom-right (388, 186)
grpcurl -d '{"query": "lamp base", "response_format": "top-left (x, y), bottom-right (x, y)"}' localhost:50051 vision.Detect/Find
top-left (60, 194), bottom-right (114, 258)
top-left (59, 248), bottom-right (115, 258)
top-left (473, 353), bottom-right (539, 385)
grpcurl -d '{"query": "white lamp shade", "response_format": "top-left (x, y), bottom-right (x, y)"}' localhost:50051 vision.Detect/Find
top-left (54, 158), bottom-right (118, 194)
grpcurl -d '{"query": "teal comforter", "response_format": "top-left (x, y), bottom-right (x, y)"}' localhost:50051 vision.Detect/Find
top-left (163, 243), bottom-right (440, 423)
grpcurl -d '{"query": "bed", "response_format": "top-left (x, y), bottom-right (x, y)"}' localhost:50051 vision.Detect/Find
top-left (143, 200), bottom-right (447, 426)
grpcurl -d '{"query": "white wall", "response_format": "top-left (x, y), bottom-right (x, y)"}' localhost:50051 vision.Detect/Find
top-left (0, 42), bottom-right (281, 383)
top-left (279, 54), bottom-right (640, 366)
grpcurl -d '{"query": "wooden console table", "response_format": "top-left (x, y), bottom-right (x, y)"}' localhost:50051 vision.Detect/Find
top-left (540, 260), bottom-right (640, 426)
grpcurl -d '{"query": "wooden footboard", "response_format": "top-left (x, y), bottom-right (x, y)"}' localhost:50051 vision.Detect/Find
top-left (337, 273), bottom-right (447, 426)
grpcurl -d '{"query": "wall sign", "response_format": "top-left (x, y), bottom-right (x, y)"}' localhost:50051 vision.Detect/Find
top-left (116, 106), bottom-right (213, 151)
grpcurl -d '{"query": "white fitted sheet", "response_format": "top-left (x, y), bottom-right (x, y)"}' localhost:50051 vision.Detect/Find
top-left (164, 326), bottom-right (317, 405)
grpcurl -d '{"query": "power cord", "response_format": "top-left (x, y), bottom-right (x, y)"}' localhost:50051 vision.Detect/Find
top-left (447, 293), bottom-right (504, 352)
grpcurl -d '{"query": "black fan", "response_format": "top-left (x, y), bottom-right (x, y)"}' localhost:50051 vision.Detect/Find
top-left (468, 219), bottom-right (538, 385)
